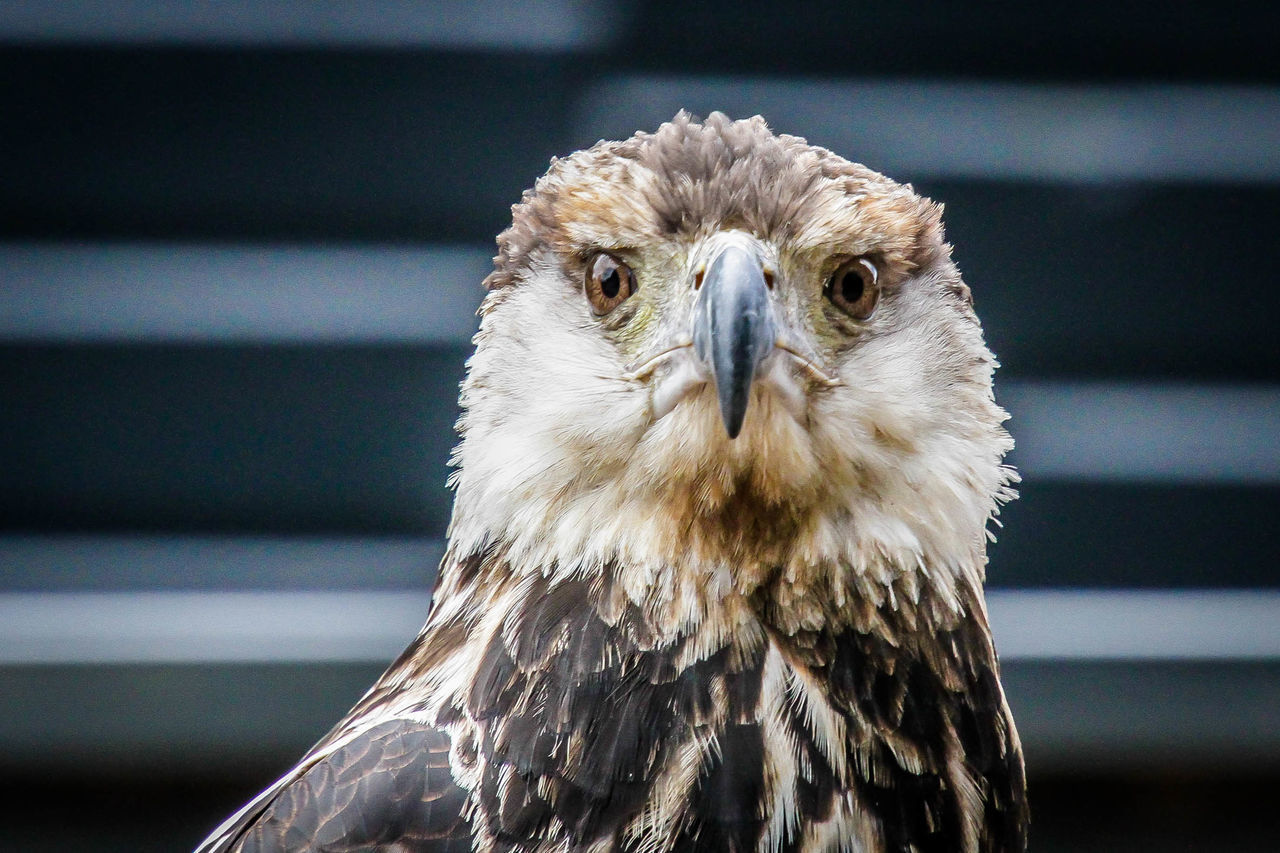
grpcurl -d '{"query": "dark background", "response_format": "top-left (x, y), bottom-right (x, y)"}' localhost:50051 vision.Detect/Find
top-left (1, 2), bottom-right (1278, 850)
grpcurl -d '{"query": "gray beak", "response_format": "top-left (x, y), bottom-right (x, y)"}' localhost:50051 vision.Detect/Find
top-left (692, 243), bottom-right (776, 439)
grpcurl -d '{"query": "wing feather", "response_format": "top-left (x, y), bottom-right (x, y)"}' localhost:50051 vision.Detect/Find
top-left (194, 720), bottom-right (470, 853)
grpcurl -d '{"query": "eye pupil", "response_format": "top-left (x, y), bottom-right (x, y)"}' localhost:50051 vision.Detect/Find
top-left (840, 273), bottom-right (863, 305)
top-left (601, 268), bottom-right (621, 299)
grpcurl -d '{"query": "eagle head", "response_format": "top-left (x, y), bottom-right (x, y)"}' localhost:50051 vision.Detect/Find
top-left (450, 112), bottom-right (1014, 600)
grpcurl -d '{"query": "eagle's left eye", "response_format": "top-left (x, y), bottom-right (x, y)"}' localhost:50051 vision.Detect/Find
top-left (585, 253), bottom-right (636, 315)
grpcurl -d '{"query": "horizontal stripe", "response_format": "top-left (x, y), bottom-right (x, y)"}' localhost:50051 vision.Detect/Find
top-left (986, 589), bottom-right (1280, 661)
top-left (1002, 381), bottom-right (1280, 485)
top-left (575, 77), bottom-right (1280, 182)
top-left (0, 534), bottom-right (445, 592)
top-left (1, 589), bottom-right (1276, 665)
top-left (0, 591), bottom-right (432, 664)
top-left (0, 243), bottom-right (488, 344)
top-left (0, 0), bottom-right (618, 50)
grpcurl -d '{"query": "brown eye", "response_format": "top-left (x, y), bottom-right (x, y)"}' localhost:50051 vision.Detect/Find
top-left (585, 253), bottom-right (636, 315)
top-left (826, 257), bottom-right (879, 320)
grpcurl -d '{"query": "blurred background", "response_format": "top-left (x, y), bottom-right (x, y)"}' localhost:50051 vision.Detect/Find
top-left (1, 2), bottom-right (1278, 850)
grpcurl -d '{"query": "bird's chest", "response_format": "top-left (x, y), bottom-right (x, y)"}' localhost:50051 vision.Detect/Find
top-left (459, 600), bottom-right (926, 853)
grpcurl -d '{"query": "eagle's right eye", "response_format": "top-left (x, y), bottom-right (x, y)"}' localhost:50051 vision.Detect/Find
top-left (826, 257), bottom-right (879, 320)
top-left (586, 253), bottom-right (636, 315)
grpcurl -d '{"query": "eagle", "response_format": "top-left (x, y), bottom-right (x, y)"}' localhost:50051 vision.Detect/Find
top-left (197, 112), bottom-right (1028, 853)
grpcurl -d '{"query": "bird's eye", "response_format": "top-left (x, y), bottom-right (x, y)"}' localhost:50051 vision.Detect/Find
top-left (585, 253), bottom-right (636, 315)
top-left (826, 257), bottom-right (879, 320)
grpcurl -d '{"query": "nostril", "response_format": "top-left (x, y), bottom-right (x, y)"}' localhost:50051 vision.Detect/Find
top-left (763, 270), bottom-right (775, 289)
top-left (694, 269), bottom-right (705, 290)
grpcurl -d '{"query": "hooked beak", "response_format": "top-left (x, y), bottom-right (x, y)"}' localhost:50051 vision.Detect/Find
top-left (692, 241), bottom-right (776, 438)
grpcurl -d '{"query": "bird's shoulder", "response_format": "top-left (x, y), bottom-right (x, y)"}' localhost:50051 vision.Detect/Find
top-left (195, 717), bottom-right (471, 853)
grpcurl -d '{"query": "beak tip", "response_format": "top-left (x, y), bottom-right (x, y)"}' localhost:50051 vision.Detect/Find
top-left (718, 385), bottom-right (749, 439)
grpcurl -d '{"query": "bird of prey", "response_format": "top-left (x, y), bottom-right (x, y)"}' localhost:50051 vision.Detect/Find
top-left (197, 112), bottom-right (1028, 853)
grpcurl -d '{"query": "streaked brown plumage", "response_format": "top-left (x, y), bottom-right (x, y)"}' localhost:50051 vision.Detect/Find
top-left (197, 112), bottom-right (1028, 853)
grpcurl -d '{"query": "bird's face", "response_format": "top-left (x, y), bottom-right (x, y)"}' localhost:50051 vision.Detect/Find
top-left (452, 115), bottom-right (1013, 587)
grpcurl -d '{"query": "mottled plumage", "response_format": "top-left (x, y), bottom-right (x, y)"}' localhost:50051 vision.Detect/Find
top-left (198, 113), bottom-right (1028, 853)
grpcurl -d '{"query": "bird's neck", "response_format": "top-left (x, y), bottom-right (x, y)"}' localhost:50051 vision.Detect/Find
top-left (440, 480), bottom-right (986, 644)
top-left (425, 510), bottom-right (985, 672)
